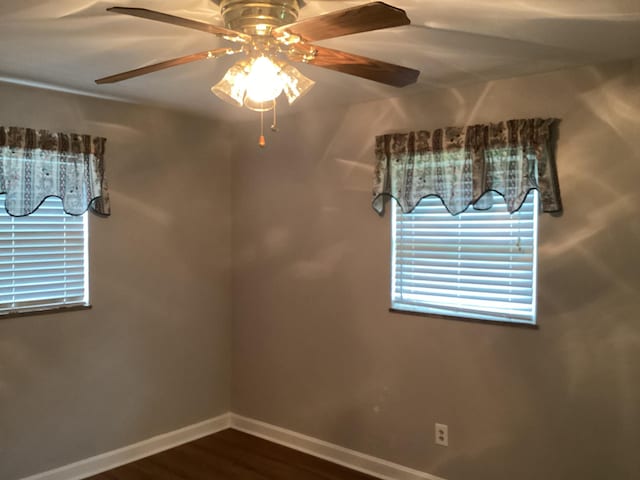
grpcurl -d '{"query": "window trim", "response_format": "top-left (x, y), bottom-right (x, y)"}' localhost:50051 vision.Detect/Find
top-left (388, 306), bottom-right (539, 329)
top-left (390, 193), bottom-right (539, 327)
top-left (0, 196), bottom-right (91, 317)
top-left (0, 304), bottom-right (92, 319)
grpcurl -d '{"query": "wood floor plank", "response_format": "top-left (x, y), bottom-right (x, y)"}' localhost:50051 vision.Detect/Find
top-left (212, 430), bottom-right (376, 480)
top-left (83, 428), bottom-right (381, 480)
top-left (192, 434), bottom-right (314, 479)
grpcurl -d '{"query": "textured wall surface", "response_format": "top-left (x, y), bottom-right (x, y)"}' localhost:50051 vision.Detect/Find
top-left (0, 84), bottom-right (233, 479)
top-left (231, 60), bottom-right (640, 480)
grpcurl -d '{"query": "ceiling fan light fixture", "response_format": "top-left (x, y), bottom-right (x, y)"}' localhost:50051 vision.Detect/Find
top-left (211, 61), bottom-right (248, 107)
top-left (213, 55), bottom-right (315, 111)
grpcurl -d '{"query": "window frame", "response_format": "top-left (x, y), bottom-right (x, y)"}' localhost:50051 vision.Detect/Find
top-left (0, 195), bottom-right (91, 317)
top-left (390, 192), bottom-right (539, 327)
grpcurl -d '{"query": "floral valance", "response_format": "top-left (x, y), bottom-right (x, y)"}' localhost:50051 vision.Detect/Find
top-left (0, 126), bottom-right (110, 216)
top-left (372, 118), bottom-right (561, 215)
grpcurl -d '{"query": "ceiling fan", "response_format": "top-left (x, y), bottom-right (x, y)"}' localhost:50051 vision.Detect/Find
top-left (96, 0), bottom-right (420, 145)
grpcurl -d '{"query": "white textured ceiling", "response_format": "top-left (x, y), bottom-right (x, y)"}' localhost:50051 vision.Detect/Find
top-left (1, 0), bottom-right (639, 121)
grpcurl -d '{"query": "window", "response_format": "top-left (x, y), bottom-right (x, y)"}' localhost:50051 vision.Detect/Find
top-left (391, 191), bottom-right (538, 325)
top-left (0, 194), bottom-right (89, 316)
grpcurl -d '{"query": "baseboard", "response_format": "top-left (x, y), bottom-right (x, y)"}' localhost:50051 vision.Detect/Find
top-left (20, 413), bottom-right (231, 480)
top-left (21, 412), bottom-right (446, 480)
top-left (229, 413), bottom-right (446, 480)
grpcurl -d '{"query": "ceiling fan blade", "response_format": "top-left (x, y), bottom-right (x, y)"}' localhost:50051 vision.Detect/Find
top-left (95, 48), bottom-right (236, 84)
top-left (292, 45), bottom-right (419, 87)
top-left (274, 1), bottom-right (410, 42)
top-left (107, 7), bottom-right (249, 43)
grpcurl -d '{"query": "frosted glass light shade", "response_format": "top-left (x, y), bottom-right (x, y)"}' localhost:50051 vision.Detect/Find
top-left (211, 62), bottom-right (248, 107)
top-left (279, 64), bottom-right (315, 105)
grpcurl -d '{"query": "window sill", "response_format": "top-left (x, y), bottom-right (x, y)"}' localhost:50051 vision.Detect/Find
top-left (389, 308), bottom-right (539, 329)
top-left (0, 304), bottom-right (92, 320)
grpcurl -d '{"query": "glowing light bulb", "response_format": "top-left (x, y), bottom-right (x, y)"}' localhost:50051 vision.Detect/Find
top-left (244, 57), bottom-right (284, 104)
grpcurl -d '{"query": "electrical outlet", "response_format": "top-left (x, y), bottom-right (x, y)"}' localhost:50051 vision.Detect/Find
top-left (435, 423), bottom-right (448, 446)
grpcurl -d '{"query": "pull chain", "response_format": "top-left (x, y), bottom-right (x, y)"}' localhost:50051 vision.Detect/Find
top-left (271, 102), bottom-right (278, 132)
top-left (259, 110), bottom-right (266, 148)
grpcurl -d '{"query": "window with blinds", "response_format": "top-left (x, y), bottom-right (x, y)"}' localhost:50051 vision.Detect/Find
top-left (391, 191), bottom-right (538, 325)
top-left (0, 194), bottom-right (88, 315)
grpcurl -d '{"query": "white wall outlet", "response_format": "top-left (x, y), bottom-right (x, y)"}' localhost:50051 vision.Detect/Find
top-left (435, 423), bottom-right (448, 446)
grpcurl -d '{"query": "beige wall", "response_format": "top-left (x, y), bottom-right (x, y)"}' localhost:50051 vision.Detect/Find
top-left (230, 60), bottom-right (640, 480)
top-left (2, 59), bottom-right (639, 480)
top-left (0, 83), bottom-right (232, 479)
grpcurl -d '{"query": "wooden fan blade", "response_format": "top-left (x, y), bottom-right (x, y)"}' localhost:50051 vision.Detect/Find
top-left (107, 7), bottom-right (249, 43)
top-left (294, 45), bottom-right (419, 87)
top-left (274, 1), bottom-right (410, 42)
top-left (95, 48), bottom-right (235, 84)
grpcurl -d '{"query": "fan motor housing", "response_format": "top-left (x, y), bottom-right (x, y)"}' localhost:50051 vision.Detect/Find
top-left (219, 0), bottom-right (300, 35)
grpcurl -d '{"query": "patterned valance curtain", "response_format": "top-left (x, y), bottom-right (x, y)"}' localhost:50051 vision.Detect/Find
top-left (0, 126), bottom-right (110, 217)
top-left (372, 118), bottom-right (561, 215)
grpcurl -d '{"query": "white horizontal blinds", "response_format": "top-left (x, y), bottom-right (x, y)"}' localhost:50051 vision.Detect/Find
top-left (392, 191), bottom-right (538, 324)
top-left (0, 195), bottom-right (88, 315)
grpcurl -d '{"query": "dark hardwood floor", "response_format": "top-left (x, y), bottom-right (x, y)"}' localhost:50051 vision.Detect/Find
top-left (85, 428), bottom-right (381, 480)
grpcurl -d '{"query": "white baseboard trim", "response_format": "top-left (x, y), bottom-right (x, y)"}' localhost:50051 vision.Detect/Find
top-left (20, 413), bottom-right (231, 480)
top-left (229, 413), bottom-right (446, 480)
top-left (21, 412), bottom-right (446, 480)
